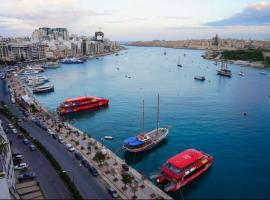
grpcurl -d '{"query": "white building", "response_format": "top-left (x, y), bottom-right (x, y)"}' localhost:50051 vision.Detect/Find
top-left (0, 121), bottom-right (17, 199)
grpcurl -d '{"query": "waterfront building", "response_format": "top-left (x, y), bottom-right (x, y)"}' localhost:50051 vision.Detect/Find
top-left (8, 43), bottom-right (32, 62)
top-left (0, 42), bottom-right (10, 61)
top-left (0, 121), bottom-right (17, 199)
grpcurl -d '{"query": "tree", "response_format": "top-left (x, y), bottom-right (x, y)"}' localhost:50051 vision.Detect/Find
top-left (121, 172), bottom-right (132, 190)
top-left (93, 151), bottom-right (106, 164)
top-left (0, 141), bottom-right (7, 155)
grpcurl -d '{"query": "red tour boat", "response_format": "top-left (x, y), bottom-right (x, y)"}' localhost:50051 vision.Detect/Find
top-left (156, 149), bottom-right (213, 192)
top-left (58, 96), bottom-right (109, 115)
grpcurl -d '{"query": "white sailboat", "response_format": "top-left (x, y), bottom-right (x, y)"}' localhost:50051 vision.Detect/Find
top-left (123, 95), bottom-right (169, 153)
top-left (177, 56), bottom-right (182, 67)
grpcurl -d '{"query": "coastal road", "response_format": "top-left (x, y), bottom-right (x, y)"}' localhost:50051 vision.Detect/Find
top-left (0, 78), bottom-right (112, 199)
top-left (0, 115), bottom-right (72, 199)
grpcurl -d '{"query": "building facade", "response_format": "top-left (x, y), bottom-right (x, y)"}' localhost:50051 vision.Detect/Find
top-left (0, 121), bottom-right (16, 199)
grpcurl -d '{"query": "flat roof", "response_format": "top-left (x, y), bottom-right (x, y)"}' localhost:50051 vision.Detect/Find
top-left (64, 96), bottom-right (95, 103)
top-left (168, 149), bottom-right (204, 169)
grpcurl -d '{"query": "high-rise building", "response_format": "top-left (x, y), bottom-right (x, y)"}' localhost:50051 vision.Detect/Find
top-left (32, 27), bottom-right (69, 41)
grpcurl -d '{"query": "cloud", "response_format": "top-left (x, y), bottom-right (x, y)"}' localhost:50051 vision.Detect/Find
top-left (204, 1), bottom-right (270, 26)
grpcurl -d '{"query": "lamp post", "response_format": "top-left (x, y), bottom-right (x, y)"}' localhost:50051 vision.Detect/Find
top-left (62, 164), bottom-right (82, 184)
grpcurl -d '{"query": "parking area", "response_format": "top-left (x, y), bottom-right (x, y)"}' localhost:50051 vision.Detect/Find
top-left (0, 117), bottom-right (72, 199)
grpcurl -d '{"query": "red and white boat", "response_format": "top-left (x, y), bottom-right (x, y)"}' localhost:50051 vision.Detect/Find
top-left (58, 96), bottom-right (109, 115)
top-left (156, 149), bottom-right (213, 192)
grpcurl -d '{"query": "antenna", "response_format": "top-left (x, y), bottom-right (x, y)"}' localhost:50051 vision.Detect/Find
top-left (157, 94), bottom-right (160, 132)
top-left (142, 99), bottom-right (145, 134)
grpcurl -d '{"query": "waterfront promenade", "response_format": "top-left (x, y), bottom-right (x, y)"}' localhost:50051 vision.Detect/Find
top-left (7, 67), bottom-right (172, 199)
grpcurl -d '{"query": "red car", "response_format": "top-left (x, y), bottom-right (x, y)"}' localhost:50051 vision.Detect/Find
top-left (17, 133), bottom-right (24, 139)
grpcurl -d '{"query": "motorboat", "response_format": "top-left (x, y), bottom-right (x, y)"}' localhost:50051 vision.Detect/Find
top-left (33, 85), bottom-right (54, 93)
top-left (194, 76), bottom-right (205, 81)
top-left (61, 58), bottom-right (84, 64)
top-left (156, 149), bottom-right (213, 192)
top-left (58, 96), bottom-right (109, 115)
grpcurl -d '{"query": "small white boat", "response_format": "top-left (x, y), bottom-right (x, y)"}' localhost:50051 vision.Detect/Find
top-left (104, 136), bottom-right (114, 140)
top-left (177, 56), bottom-right (182, 67)
top-left (238, 71), bottom-right (244, 76)
top-left (33, 85), bottom-right (54, 93)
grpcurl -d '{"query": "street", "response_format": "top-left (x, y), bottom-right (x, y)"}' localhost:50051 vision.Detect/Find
top-left (0, 115), bottom-right (72, 199)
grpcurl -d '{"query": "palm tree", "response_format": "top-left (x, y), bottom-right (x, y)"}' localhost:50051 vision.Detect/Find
top-left (0, 141), bottom-right (7, 155)
top-left (121, 173), bottom-right (132, 191)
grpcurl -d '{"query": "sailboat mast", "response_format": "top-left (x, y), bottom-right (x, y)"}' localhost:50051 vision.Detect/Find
top-left (157, 94), bottom-right (160, 132)
top-left (142, 99), bottom-right (145, 133)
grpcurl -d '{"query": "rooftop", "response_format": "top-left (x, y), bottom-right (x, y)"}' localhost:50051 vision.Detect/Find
top-left (168, 149), bottom-right (204, 169)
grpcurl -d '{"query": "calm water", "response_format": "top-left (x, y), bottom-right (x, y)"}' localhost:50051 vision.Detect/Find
top-left (35, 46), bottom-right (270, 199)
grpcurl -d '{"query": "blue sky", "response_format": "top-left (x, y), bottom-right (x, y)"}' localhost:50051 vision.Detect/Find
top-left (0, 0), bottom-right (269, 40)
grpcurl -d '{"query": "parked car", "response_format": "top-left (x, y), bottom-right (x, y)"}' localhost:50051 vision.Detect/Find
top-left (88, 165), bottom-right (99, 176)
top-left (47, 129), bottom-right (54, 135)
top-left (107, 187), bottom-right (118, 199)
top-left (52, 133), bottom-right (59, 140)
top-left (13, 157), bottom-right (23, 165)
top-left (12, 152), bottom-right (22, 157)
top-left (66, 143), bottom-right (75, 152)
top-left (74, 152), bottom-right (83, 160)
top-left (13, 154), bottom-right (24, 160)
top-left (58, 137), bottom-right (64, 144)
top-left (23, 139), bottom-right (29, 145)
top-left (12, 128), bottom-right (18, 134)
top-left (29, 144), bottom-right (37, 151)
top-left (81, 159), bottom-right (89, 168)
top-left (14, 163), bottom-right (28, 170)
top-left (17, 172), bottom-right (36, 182)
top-left (8, 124), bottom-right (14, 129)
top-left (17, 133), bottom-right (24, 139)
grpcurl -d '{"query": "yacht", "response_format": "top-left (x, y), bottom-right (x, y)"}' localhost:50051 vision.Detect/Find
top-left (123, 95), bottom-right (169, 153)
top-left (217, 62), bottom-right (232, 77)
top-left (33, 85), bottom-right (54, 93)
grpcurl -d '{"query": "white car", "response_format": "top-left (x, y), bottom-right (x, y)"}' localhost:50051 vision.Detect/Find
top-left (12, 128), bottom-right (18, 134)
top-left (66, 143), bottom-right (75, 152)
top-left (14, 163), bottom-right (28, 170)
top-left (14, 154), bottom-right (24, 159)
top-left (58, 137), bottom-right (65, 144)
top-left (47, 129), bottom-right (54, 135)
top-left (8, 124), bottom-right (14, 129)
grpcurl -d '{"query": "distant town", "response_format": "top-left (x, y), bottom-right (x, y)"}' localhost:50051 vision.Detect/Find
top-left (0, 27), bottom-right (123, 65)
top-left (129, 34), bottom-right (270, 67)
top-left (129, 34), bottom-right (270, 51)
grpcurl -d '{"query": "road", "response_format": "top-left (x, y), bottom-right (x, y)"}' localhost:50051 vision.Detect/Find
top-left (0, 78), bottom-right (112, 199)
top-left (0, 115), bottom-right (72, 199)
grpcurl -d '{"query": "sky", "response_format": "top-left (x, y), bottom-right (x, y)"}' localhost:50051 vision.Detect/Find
top-left (0, 0), bottom-right (270, 40)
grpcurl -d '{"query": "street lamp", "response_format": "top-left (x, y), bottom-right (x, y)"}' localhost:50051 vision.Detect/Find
top-left (62, 164), bottom-right (82, 184)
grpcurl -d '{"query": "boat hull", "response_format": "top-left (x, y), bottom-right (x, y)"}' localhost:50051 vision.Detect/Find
top-left (59, 99), bottom-right (109, 115)
top-left (156, 151), bottom-right (213, 192)
top-left (123, 128), bottom-right (169, 153)
top-left (33, 87), bottom-right (54, 93)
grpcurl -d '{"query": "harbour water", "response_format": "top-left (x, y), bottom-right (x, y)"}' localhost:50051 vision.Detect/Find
top-left (35, 46), bottom-right (270, 199)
